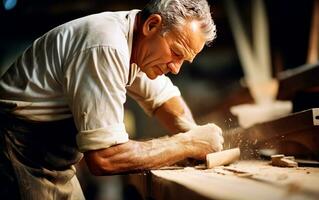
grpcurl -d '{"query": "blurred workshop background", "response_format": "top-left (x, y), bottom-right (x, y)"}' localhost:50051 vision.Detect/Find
top-left (0, 0), bottom-right (317, 199)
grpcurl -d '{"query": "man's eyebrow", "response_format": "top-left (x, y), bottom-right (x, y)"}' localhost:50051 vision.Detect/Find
top-left (174, 43), bottom-right (196, 63)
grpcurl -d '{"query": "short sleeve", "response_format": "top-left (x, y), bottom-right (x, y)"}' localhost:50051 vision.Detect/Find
top-left (63, 46), bottom-right (129, 152)
top-left (127, 72), bottom-right (181, 116)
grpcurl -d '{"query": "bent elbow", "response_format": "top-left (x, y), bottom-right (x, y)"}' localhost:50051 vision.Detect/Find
top-left (84, 152), bottom-right (118, 176)
top-left (87, 164), bottom-right (105, 176)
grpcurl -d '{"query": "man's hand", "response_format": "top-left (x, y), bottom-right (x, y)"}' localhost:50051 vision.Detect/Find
top-left (184, 123), bottom-right (224, 160)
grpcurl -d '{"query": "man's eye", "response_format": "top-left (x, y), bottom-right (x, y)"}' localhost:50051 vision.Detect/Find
top-left (171, 50), bottom-right (181, 57)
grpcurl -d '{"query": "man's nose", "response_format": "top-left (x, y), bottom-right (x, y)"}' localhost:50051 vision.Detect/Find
top-left (168, 60), bottom-right (183, 74)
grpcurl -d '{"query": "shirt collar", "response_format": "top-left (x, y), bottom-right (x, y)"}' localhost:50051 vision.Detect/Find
top-left (127, 9), bottom-right (140, 86)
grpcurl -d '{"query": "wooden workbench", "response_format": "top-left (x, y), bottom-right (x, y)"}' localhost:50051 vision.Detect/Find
top-left (123, 160), bottom-right (319, 200)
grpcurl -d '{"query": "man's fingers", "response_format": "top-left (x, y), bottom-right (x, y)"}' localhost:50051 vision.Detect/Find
top-left (205, 123), bottom-right (224, 152)
top-left (207, 123), bottom-right (223, 136)
top-left (213, 144), bottom-right (223, 152)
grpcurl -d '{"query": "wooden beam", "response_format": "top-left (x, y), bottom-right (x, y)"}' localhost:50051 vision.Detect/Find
top-left (307, 0), bottom-right (319, 64)
top-left (277, 63), bottom-right (319, 100)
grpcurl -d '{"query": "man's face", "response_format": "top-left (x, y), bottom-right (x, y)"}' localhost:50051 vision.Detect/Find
top-left (136, 16), bottom-right (206, 80)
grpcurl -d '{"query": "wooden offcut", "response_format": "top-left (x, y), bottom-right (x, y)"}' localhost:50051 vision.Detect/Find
top-left (271, 154), bottom-right (298, 167)
top-left (206, 148), bottom-right (240, 168)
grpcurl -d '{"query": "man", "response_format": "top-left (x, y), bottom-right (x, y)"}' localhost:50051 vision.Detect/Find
top-left (0, 0), bottom-right (224, 199)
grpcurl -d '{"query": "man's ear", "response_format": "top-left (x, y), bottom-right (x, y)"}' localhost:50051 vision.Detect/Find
top-left (142, 14), bottom-right (162, 36)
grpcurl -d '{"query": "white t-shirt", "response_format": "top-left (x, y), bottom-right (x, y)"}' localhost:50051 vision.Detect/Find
top-left (0, 10), bottom-right (181, 152)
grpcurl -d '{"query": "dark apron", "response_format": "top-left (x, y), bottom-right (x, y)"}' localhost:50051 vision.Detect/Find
top-left (0, 114), bottom-right (85, 200)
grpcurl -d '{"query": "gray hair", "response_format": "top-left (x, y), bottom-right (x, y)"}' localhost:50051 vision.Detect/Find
top-left (141, 0), bottom-right (217, 45)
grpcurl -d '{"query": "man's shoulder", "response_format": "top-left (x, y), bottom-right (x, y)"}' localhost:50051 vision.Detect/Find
top-left (50, 10), bottom-right (135, 52)
top-left (73, 11), bottom-right (130, 46)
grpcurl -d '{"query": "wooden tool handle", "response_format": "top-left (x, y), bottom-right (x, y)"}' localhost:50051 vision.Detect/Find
top-left (206, 148), bottom-right (240, 168)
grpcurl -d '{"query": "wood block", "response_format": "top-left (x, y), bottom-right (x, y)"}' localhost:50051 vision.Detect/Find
top-left (280, 158), bottom-right (298, 167)
top-left (206, 148), bottom-right (240, 168)
top-left (271, 154), bottom-right (284, 161)
top-left (271, 154), bottom-right (298, 167)
top-left (283, 156), bottom-right (295, 161)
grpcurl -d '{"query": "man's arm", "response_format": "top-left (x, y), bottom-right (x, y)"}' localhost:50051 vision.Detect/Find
top-left (84, 124), bottom-right (223, 175)
top-left (154, 96), bottom-right (197, 134)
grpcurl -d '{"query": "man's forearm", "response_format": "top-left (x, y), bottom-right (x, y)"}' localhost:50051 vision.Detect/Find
top-left (84, 133), bottom-right (191, 175)
top-left (85, 124), bottom-right (223, 176)
top-left (154, 96), bottom-right (197, 134)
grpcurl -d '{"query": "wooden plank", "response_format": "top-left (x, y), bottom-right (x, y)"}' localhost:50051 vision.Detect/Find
top-left (150, 173), bottom-right (212, 200)
top-left (224, 108), bottom-right (319, 159)
top-left (151, 161), bottom-right (319, 200)
top-left (124, 161), bottom-right (319, 200)
top-left (277, 63), bottom-right (319, 100)
top-left (223, 161), bottom-right (319, 196)
top-left (245, 108), bottom-right (319, 140)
